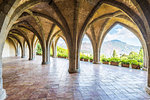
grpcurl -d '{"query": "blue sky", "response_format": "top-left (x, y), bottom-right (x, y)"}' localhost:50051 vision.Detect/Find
top-left (83, 24), bottom-right (141, 46)
top-left (103, 24), bottom-right (141, 46)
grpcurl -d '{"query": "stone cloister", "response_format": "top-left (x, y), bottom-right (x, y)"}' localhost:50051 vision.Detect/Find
top-left (0, 0), bottom-right (150, 99)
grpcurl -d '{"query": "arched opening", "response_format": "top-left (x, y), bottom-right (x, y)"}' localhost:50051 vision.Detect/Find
top-left (2, 38), bottom-right (16, 58)
top-left (25, 41), bottom-right (29, 58)
top-left (80, 34), bottom-right (93, 62)
top-left (100, 24), bottom-right (144, 69)
top-left (56, 37), bottom-right (68, 59)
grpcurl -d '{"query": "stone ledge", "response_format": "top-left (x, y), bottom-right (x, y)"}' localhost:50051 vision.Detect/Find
top-left (0, 89), bottom-right (6, 100)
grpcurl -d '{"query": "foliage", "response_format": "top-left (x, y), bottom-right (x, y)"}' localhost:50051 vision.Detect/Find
top-left (112, 50), bottom-right (118, 57)
top-left (102, 57), bottom-right (109, 62)
top-left (121, 58), bottom-right (131, 64)
top-left (57, 46), bottom-right (68, 58)
top-left (109, 57), bottom-right (120, 63)
top-left (130, 59), bottom-right (139, 65)
top-left (89, 56), bottom-right (93, 60)
top-left (80, 53), bottom-right (90, 59)
top-left (36, 43), bottom-right (42, 55)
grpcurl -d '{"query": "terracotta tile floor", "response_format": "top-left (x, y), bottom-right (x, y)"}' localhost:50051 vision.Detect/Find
top-left (2, 56), bottom-right (150, 100)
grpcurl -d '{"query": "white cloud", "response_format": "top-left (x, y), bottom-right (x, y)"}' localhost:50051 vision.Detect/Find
top-left (104, 26), bottom-right (141, 46)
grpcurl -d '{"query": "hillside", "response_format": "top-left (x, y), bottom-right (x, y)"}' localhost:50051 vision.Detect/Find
top-left (80, 40), bottom-right (141, 57)
top-left (57, 39), bottom-right (141, 57)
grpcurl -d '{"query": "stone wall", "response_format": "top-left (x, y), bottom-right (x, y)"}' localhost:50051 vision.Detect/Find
top-left (2, 39), bottom-right (16, 57)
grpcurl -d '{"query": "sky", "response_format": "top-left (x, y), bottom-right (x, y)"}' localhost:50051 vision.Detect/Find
top-left (103, 24), bottom-right (141, 46)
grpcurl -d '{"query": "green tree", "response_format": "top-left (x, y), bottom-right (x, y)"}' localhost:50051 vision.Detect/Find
top-left (138, 47), bottom-right (144, 63)
top-left (112, 50), bottom-right (118, 57)
top-left (139, 47), bottom-right (143, 57)
top-left (36, 43), bottom-right (42, 55)
top-left (128, 51), bottom-right (138, 60)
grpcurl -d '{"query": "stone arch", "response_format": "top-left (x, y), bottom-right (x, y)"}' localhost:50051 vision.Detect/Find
top-left (52, 34), bottom-right (69, 60)
top-left (99, 22), bottom-right (148, 68)
top-left (84, 33), bottom-right (95, 54)
top-left (8, 34), bottom-right (23, 58)
top-left (7, 37), bottom-right (17, 53)
top-left (76, 0), bottom-right (149, 72)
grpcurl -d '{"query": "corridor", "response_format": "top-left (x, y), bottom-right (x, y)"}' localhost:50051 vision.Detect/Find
top-left (3, 56), bottom-right (150, 100)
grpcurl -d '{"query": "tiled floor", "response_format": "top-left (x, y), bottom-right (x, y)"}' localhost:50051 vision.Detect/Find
top-left (2, 56), bottom-right (150, 100)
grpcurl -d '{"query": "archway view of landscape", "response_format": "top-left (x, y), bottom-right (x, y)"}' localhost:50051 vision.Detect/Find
top-left (100, 24), bottom-right (144, 69)
top-left (1, 1), bottom-right (150, 100)
top-left (56, 37), bottom-right (68, 59)
top-left (80, 35), bottom-right (93, 62)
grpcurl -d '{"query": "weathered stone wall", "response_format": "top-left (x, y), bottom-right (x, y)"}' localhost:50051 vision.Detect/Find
top-left (2, 39), bottom-right (16, 57)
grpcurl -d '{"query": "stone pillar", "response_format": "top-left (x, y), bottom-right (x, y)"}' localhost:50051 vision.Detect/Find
top-left (93, 44), bottom-right (100, 64)
top-left (0, 59), bottom-right (6, 100)
top-left (52, 43), bottom-right (57, 58)
top-left (68, 41), bottom-right (79, 73)
top-left (146, 67), bottom-right (150, 94)
top-left (21, 44), bottom-right (25, 58)
top-left (146, 45), bottom-right (150, 94)
top-left (16, 44), bottom-right (20, 57)
top-left (44, 45), bottom-right (50, 64)
top-left (29, 46), bottom-right (34, 60)
top-left (42, 45), bottom-right (50, 64)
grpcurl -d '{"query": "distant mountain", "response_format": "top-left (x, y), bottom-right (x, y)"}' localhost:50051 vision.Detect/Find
top-left (101, 40), bottom-right (141, 57)
top-left (57, 39), bottom-right (141, 57)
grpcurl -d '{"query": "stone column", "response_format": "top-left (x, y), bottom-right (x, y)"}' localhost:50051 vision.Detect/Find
top-left (146, 44), bottom-right (150, 94)
top-left (52, 43), bottom-right (57, 58)
top-left (21, 44), bottom-right (25, 58)
top-left (15, 44), bottom-right (20, 57)
top-left (29, 46), bottom-right (34, 60)
top-left (0, 59), bottom-right (6, 100)
top-left (68, 47), bottom-right (77, 73)
top-left (93, 44), bottom-right (100, 64)
top-left (44, 45), bottom-right (50, 64)
top-left (42, 44), bottom-right (50, 64)
top-left (146, 66), bottom-right (150, 94)
top-left (68, 41), bottom-right (79, 73)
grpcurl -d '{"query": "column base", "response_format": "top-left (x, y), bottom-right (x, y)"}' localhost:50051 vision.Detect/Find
top-left (0, 89), bottom-right (6, 100)
top-left (21, 56), bottom-right (25, 58)
top-left (42, 61), bottom-right (50, 65)
top-left (68, 68), bottom-right (80, 73)
top-left (146, 86), bottom-right (150, 95)
top-left (93, 61), bottom-right (101, 64)
top-left (29, 58), bottom-right (34, 60)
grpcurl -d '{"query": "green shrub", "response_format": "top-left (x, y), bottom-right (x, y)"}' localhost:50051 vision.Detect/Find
top-left (102, 58), bottom-right (109, 62)
top-left (36, 43), bottom-right (42, 55)
top-left (57, 46), bottom-right (68, 57)
top-left (130, 59), bottom-right (139, 65)
top-left (109, 57), bottom-right (120, 63)
top-left (89, 56), bottom-right (93, 60)
top-left (121, 59), bottom-right (130, 64)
